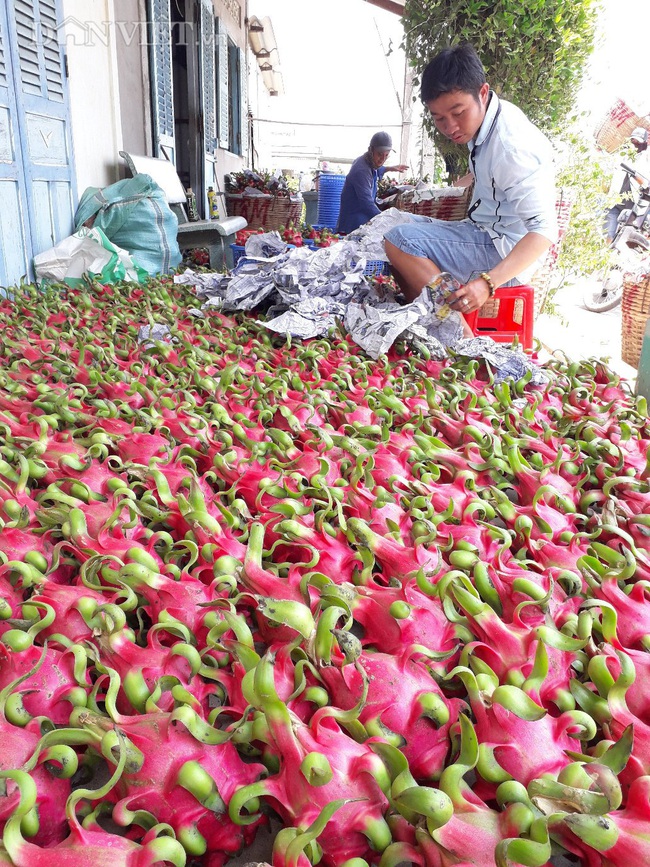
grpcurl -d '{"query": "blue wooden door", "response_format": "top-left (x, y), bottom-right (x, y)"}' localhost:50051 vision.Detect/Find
top-left (5, 0), bottom-right (76, 265)
top-left (0, 2), bottom-right (31, 288)
top-left (0, 0), bottom-right (75, 287)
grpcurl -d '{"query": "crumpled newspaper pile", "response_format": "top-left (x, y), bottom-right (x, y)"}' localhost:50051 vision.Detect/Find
top-left (174, 209), bottom-right (549, 385)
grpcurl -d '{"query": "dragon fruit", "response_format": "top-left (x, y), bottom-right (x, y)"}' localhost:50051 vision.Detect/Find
top-left (0, 753), bottom-right (186, 866)
top-left (552, 775), bottom-right (650, 867)
top-left (90, 616), bottom-right (204, 714)
top-left (69, 704), bottom-right (265, 862)
top-left (451, 665), bottom-right (596, 787)
top-left (0, 716), bottom-right (71, 846)
top-left (319, 647), bottom-right (462, 781)
top-left (228, 653), bottom-right (392, 863)
top-left (388, 715), bottom-right (553, 867)
top-left (0, 641), bottom-right (89, 724)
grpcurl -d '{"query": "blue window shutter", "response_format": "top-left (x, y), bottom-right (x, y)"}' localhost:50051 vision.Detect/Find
top-left (148, 0), bottom-right (175, 157)
top-left (13, 0), bottom-right (40, 95)
top-left (14, 0), bottom-right (64, 100)
top-left (38, 0), bottom-right (64, 100)
top-left (0, 12), bottom-right (8, 88)
top-left (239, 47), bottom-right (248, 163)
top-left (216, 18), bottom-right (229, 150)
top-left (0, 2), bottom-right (30, 287)
top-left (200, 0), bottom-right (216, 154)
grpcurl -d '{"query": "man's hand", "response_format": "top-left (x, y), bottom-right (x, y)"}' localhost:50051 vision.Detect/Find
top-left (386, 164), bottom-right (409, 173)
top-left (448, 275), bottom-right (492, 313)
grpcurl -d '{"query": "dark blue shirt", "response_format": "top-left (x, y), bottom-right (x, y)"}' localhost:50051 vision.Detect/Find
top-left (336, 153), bottom-right (386, 234)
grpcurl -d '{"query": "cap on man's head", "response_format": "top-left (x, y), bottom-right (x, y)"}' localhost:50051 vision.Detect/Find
top-left (631, 127), bottom-right (648, 144)
top-left (369, 131), bottom-right (393, 152)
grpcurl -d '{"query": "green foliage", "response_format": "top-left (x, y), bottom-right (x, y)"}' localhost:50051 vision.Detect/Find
top-left (402, 0), bottom-right (601, 174)
top-left (553, 133), bottom-right (616, 282)
top-left (377, 174), bottom-right (431, 196)
top-left (552, 131), bottom-right (649, 288)
top-left (225, 169), bottom-right (298, 195)
top-left (403, 0), bottom-right (599, 129)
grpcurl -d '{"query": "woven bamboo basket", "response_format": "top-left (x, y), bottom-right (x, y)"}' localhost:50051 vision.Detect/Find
top-left (621, 271), bottom-right (650, 368)
top-left (225, 193), bottom-right (303, 231)
top-left (594, 98), bottom-right (650, 154)
top-left (397, 185), bottom-right (472, 221)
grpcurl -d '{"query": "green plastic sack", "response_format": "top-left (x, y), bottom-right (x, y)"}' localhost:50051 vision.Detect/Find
top-left (74, 174), bottom-right (181, 275)
top-left (33, 227), bottom-right (149, 287)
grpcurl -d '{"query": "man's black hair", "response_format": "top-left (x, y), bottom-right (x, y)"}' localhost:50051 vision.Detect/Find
top-left (420, 43), bottom-right (486, 104)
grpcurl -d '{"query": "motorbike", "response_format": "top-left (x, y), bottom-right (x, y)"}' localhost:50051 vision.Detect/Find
top-left (583, 162), bottom-right (650, 312)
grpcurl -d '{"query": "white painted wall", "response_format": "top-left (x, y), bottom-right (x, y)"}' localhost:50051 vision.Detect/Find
top-left (213, 0), bottom-right (249, 185)
top-left (114, 0), bottom-right (151, 158)
top-left (60, 0), bottom-right (248, 202)
top-left (61, 0), bottom-right (125, 195)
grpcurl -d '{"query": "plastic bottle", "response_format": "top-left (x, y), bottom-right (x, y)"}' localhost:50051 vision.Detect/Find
top-left (207, 186), bottom-right (220, 220)
top-left (186, 187), bottom-right (199, 222)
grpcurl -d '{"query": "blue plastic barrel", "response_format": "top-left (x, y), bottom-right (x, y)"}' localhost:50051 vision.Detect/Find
top-left (317, 173), bottom-right (346, 229)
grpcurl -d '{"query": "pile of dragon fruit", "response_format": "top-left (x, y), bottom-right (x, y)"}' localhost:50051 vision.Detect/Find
top-left (0, 276), bottom-right (649, 867)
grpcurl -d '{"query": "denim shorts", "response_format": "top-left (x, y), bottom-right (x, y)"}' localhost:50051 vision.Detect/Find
top-left (385, 216), bottom-right (516, 285)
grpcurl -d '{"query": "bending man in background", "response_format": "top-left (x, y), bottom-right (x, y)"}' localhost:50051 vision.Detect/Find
top-left (336, 132), bottom-right (407, 234)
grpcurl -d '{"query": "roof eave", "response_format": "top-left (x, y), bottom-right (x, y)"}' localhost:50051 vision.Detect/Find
top-left (363, 0), bottom-right (405, 17)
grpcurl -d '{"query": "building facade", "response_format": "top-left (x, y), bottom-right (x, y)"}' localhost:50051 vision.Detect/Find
top-left (0, 0), bottom-right (251, 289)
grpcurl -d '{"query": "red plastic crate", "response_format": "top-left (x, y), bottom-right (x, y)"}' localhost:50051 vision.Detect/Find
top-left (465, 285), bottom-right (535, 351)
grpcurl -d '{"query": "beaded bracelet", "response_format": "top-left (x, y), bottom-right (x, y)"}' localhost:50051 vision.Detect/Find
top-left (480, 272), bottom-right (496, 297)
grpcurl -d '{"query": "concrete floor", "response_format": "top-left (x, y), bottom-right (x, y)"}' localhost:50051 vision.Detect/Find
top-left (534, 275), bottom-right (638, 384)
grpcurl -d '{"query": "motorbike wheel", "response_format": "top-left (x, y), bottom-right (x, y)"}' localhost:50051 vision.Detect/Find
top-left (582, 267), bottom-right (624, 312)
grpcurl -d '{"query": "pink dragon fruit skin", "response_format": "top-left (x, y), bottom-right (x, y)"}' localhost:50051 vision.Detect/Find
top-left (597, 644), bottom-right (650, 724)
top-left (248, 713), bottom-right (391, 865)
top-left (427, 805), bottom-right (545, 867)
top-left (0, 719), bottom-right (71, 847)
top-left (0, 767), bottom-right (187, 867)
top-left (597, 650), bottom-right (650, 785)
top-left (473, 698), bottom-right (579, 786)
top-left (345, 487), bottom-right (414, 541)
top-left (53, 458), bottom-right (129, 497)
top-left (319, 647), bottom-right (462, 781)
top-left (114, 562), bottom-right (223, 640)
top-left (350, 581), bottom-right (460, 668)
top-left (113, 431), bottom-right (172, 465)
top-left (63, 509), bottom-right (154, 564)
top-left (0, 643), bottom-right (89, 724)
top-left (595, 575), bottom-right (650, 652)
top-left (410, 714), bottom-right (554, 867)
top-left (237, 522), bottom-right (307, 603)
top-left (454, 665), bottom-right (591, 788)
top-left (448, 581), bottom-right (581, 707)
top-left (92, 625), bottom-right (201, 714)
top-left (29, 581), bottom-right (127, 644)
top-left (0, 572), bottom-right (24, 619)
top-left (590, 774), bottom-right (650, 865)
top-left (265, 516), bottom-right (363, 585)
top-left (0, 528), bottom-right (54, 568)
top-left (97, 710), bottom-right (266, 863)
top-left (229, 655), bottom-right (392, 865)
top-left (345, 517), bottom-right (441, 582)
top-left (61, 495), bottom-right (143, 542)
